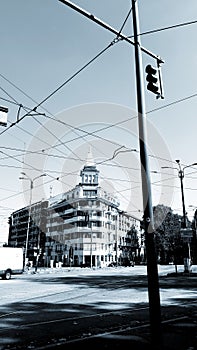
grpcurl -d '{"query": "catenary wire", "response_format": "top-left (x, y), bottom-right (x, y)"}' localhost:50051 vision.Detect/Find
top-left (0, 16), bottom-right (196, 218)
top-left (131, 19), bottom-right (197, 37)
top-left (1, 16), bottom-right (197, 135)
top-left (0, 23), bottom-right (196, 209)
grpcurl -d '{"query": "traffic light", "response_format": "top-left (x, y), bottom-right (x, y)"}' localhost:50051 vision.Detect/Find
top-left (145, 64), bottom-right (160, 96)
top-left (0, 106), bottom-right (8, 127)
top-left (69, 246), bottom-right (73, 259)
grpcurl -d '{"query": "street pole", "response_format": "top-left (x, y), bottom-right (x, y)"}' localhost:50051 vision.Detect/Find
top-left (116, 214), bottom-right (118, 267)
top-left (20, 173), bottom-right (46, 269)
top-left (176, 160), bottom-right (187, 228)
top-left (24, 180), bottom-right (33, 266)
top-left (162, 161), bottom-right (197, 273)
top-left (175, 160), bottom-right (197, 272)
top-left (59, 0), bottom-right (162, 345)
top-left (162, 161), bottom-right (197, 230)
top-left (114, 211), bottom-right (119, 267)
top-left (132, 1), bottom-right (161, 348)
top-left (90, 217), bottom-right (93, 269)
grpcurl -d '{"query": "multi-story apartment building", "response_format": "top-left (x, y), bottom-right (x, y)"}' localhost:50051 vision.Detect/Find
top-left (8, 149), bottom-right (144, 268)
top-left (8, 200), bottom-right (48, 265)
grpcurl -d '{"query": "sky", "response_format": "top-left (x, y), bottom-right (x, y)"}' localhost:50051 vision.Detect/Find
top-left (0, 0), bottom-right (196, 243)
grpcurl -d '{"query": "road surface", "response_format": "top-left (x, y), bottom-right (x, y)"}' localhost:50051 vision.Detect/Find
top-left (0, 265), bottom-right (196, 349)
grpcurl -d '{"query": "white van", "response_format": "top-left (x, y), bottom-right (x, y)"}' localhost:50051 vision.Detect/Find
top-left (0, 247), bottom-right (24, 280)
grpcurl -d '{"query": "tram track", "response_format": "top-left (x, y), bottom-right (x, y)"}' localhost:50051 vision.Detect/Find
top-left (0, 269), bottom-right (196, 349)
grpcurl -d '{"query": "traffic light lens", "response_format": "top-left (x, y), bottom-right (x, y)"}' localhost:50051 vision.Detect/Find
top-left (146, 75), bottom-right (157, 83)
top-left (145, 64), bottom-right (157, 75)
top-left (147, 83), bottom-right (159, 93)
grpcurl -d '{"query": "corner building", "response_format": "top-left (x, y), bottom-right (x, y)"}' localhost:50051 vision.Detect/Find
top-left (46, 149), bottom-right (143, 268)
top-left (8, 149), bottom-right (144, 267)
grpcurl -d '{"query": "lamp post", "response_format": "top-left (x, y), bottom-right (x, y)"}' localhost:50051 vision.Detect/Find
top-left (162, 161), bottom-right (197, 228)
top-left (19, 172), bottom-right (46, 268)
top-left (176, 160), bottom-right (194, 228)
top-left (113, 210), bottom-right (119, 267)
top-left (115, 213), bottom-right (118, 267)
top-left (89, 210), bottom-right (93, 269)
top-left (162, 161), bottom-right (197, 272)
top-left (90, 218), bottom-right (93, 269)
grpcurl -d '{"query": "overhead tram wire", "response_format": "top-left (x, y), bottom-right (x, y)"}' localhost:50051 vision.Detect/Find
top-left (28, 41), bottom-right (120, 111)
top-left (1, 56), bottom-right (197, 156)
top-left (2, 83), bottom-right (197, 158)
top-left (0, 38), bottom-right (121, 140)
top-left (1, 124), bottom-right (188, 209)
top-left (117, 7), bottom-right (132, 35)
top-left (0, 80), bottom-right (139, 157)
top-left (0, 39), bottom-right (128, 162)
top-left (1, 149), bottom-right (196, 213)
top-left (0, 125), bottom-right (84, 196)
top-left (1, 16), bottom-right (195, 111)
top-left (1, 94), bottom-right (196, 174)
top-left (0, 17), bottom-right (196, 134)
top-left (31, 115), bottom-right (85, 163)
top-left (1, 154), bottom-right (196, 210)
top-left (0, 9), bottom-right (135, 166)
top-left (0, 9), bottom-right (160, 131)
top-left (129, 19), bottom-right (197, 38)
top-left (25, 6), bottom-right (134, 159)
top-left (0, 26), bottom-right (196, 169)
top-left (29, 13), bottom-right (197, 114)
top-left (1, 75), bottom-right (197, 170)
top-left (147, 93), bottom-right (197, 115)
top-left (1, 21), bottom-right (197, 213)
top-left (0, 86), bottom-right (90, 166)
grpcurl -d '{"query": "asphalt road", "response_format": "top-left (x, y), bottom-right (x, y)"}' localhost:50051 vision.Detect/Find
top-left (0, 265), bottom-right (196, 350)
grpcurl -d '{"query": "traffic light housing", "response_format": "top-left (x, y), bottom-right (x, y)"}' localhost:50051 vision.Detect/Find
top-left (0, 106), bottom-right (8, 127)
top-left (145, 64), bottom-right (160, 97)
top-left (69, 246), bottom-right (73, 259)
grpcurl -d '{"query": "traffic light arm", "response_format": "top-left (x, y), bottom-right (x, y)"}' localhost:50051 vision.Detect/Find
top-left (59, 0), bottom-right (164, 64)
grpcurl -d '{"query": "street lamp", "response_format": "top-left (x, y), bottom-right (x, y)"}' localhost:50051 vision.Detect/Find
top-left (162, 161), bottom-right (197, 272)
top-left (19, 172), bottom-right (47, 267)
top-left (175, 160), bottom-right (197, 228)
top-left (113, 210), bottom-right (120, 268)
top-left (162, 161), bottom-right (197, 228)
top-left (88, 210), bottom-right (94, 269)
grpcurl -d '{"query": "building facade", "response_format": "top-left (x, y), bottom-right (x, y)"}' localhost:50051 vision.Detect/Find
top-left (8, 200), bottom-right (48, 266)
top-left (8, 149), bottom-right (144, 268)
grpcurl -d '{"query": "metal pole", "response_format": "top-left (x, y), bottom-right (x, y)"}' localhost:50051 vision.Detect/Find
top-left (179, 172), bottom-right (187, 228)
top-left (24, 180), bottom-right (33, 266)
top-left (20, 173), bottom-right (46, 268)
top-left (176, 160), bottom-right (191, 273)
top-left (90, 217), bottom-right (93, 269)
top-left (70, 247), bottom-right (72, 269)
top-left (35, 218), bottom-right (41, 273)
top-left (116, 214), bottom-right (118, 267)
top-left (176, 161), bottom-right (187, 228)
top-left (132, 1), bottom-right (162, 347)
top-left (58, 0), bottom-right (164, 63)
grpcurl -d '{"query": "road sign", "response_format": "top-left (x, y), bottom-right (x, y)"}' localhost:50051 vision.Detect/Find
top-left (180, 228), bottom-right (193, 242)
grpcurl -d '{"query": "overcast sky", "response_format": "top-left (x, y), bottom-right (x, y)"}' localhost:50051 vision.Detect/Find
top-left (0, 0), bottom-right (196, 242)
